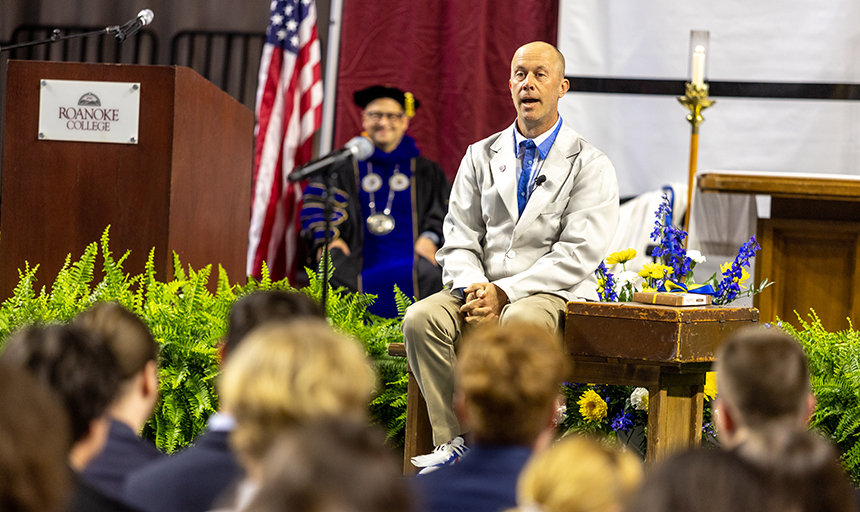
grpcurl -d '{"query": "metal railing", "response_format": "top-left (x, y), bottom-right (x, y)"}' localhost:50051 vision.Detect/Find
top-left (170, 30), bottom-right (265, 110)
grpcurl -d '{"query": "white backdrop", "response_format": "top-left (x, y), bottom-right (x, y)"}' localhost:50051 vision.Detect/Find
top-left (557, 0), bottom-right (860, 197)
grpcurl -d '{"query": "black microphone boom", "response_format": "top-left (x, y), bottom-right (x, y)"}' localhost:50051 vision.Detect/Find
top-left (288, 136), bottom-right (375, 182)
top-left (115, 9), bottom-right (154, 41)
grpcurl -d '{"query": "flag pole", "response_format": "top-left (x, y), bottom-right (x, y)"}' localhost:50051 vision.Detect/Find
top-left (319, 0), bottom-right (344, 155)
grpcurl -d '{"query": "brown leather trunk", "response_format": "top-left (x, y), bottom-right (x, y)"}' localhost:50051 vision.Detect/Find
top-left (565, 302), bottom-right (760, 363)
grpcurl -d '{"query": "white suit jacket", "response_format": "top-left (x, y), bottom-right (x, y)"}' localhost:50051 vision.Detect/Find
top-left (437, 121), bottom-right (619, 302)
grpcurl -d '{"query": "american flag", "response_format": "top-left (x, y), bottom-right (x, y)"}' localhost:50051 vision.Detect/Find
top-left (247, 0), bottom-right (323, 281)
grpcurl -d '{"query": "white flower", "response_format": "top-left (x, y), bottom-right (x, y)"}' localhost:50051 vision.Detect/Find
top-left (616, 270), bottom-right (640, 285)
top-left (553, 403), bottom-right (567, 426)
top-left (687, 250), bottom-right (706, 264)
top-left (630, 387), bottom-right (649, 411)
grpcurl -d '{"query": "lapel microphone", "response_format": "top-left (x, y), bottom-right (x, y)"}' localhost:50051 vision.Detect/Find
top-left (534, 175), bottom-right (547, 187)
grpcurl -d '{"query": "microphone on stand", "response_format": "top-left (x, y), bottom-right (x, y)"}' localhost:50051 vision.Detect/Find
top-left (115, 9), bottom-right (154, 41)
top-left (288, 136), bottom-right (375, 182)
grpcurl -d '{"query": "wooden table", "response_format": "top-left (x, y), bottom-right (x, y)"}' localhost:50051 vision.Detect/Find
top-left (565, 302), bottom-right (758, 462)
top-left (697, 171), bottom-right (860, 331)
top-left (390, 301), bottom-right (759, 473)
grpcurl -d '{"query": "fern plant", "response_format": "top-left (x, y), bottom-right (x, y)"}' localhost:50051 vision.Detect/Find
top-left (780, 311), bottom-right (860, 485)
top-left (0, 228), bottom-right (410, 452)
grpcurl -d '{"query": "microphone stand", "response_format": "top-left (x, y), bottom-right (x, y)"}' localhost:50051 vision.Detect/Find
top-left (320, 165), bottom-right (338, 316)
top-left (0, 26), bottom-right (123, 53)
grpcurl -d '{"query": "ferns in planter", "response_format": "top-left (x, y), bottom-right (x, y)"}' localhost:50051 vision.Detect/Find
top-left (781, 311), bottom-right (860, 485)
top-left (0, 227), bottom-right (410, 452)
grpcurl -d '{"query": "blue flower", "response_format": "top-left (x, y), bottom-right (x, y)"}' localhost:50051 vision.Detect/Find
top-left (611, 412), bottom-right (634, 432)
top-left (715, 235), bottom-right (761, 305)
top-left (650, 195), bottom-right (691, 283)
top-left (595, 261), bottom-right (618, 302)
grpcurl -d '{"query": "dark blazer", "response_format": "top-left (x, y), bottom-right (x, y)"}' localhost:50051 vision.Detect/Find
top-left (82, 419), bottom-right (164, 502)
top-left (67, 477), bottom-right (142, 512)
top-left (123, 429), bottom-right (243, 512)
top-left (415, 444), bottom-right (533, 512)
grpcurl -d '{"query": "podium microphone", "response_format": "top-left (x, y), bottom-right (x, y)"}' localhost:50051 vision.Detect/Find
top-left (115, 9), bottom-right (154, 41)
top-left (288, 136), bottom-right (375, 182)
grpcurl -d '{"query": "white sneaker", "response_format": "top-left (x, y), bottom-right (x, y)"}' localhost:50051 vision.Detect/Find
top-left (411, 436), bottom-right (469, 470)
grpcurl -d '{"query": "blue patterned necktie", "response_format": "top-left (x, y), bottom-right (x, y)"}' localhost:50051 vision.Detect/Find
top-left (517, 139), bottom-right (537, 217)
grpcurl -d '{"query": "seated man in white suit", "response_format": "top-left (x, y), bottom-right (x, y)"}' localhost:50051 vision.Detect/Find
top-left (403, 41), bottom-right (619, 472)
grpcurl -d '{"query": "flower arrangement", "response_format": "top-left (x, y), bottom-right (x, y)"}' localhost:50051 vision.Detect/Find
top-left (561, 377), bottom-right (719, 455)
top-left (561, 195), bottom-right (771, 452)
top-left (596, 194), bottom-right (771, 306)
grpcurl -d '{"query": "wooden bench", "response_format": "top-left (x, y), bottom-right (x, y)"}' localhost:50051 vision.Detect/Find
top-left (390, 301), bottom-right (758, 474)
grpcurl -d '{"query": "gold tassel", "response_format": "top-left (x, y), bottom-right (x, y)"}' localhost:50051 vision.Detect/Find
top-left (404, 92), bottom-right (415, 118)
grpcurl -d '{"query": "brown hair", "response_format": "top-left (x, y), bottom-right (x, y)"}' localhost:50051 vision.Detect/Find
top-left (0, 362), bottom-right (71, 512)
top-left (626, 448), bottom-right (772, 512)
top-left (457, 323), bottom-right (567, 444)
top-left (714, 327), bottom-right (810, 428)
top-left (225, 291), bottom-right (325, 358)
top-left (75, 302), bottom-right (157, 381)
top-left (218, 319), bottom-right (375, 465)
top-left (1, 325), bottom-right (120, 443)
top-left (740, 430), bottom-right (856, 512)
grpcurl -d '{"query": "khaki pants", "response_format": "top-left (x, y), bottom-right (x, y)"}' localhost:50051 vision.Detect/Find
top-left (402, 289), bottom-right (566, 445)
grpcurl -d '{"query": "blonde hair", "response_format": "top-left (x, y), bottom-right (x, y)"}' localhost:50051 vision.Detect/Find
top-left (457, 323), bottom-right (566, 444)
top-left (218, 319), bottom-right (376, 465)
top-left (514, 435), bottom-right (642, 512)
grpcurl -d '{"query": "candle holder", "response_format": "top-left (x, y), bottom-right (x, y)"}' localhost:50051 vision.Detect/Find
top-left (678, 82), bottom-right (715, 236)
top-left (677, 82), bottom-right (715, 135)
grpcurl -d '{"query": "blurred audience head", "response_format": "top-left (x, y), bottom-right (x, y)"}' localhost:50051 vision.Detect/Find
top-left (1, 324), bottom-right (120, 470)
top-left (245, 419), bottom-right (411, 512)
top-left (628, 431), bottom-right (855, 512)
top-left (75, 302), bottom-right (159, 429)
top-left (0, 361), bottom-right (71, 512)
top-left (224, 291), bottom-right (324, 360)
top-left (218, 319), bottom-right (375, 472)
top-left (512, 435), bottom-right (642, 512)
top-left (714, 327), bottom-right (812, 447)
top-left (625, 447), bottom-right (772, 512)
top-left (739, 429), bottom-right (855, 512)
top-left (456, 323), bottom-right (566, 445)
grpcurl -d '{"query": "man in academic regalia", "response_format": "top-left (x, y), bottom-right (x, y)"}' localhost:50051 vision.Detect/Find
top-left (300, 86), bottom-right (450, 318)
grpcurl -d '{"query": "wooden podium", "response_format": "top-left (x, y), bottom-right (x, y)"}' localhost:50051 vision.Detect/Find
top-left (698, 171), bottom-right (860, 331)
top-left (0, 60), bottom-right (253, 297)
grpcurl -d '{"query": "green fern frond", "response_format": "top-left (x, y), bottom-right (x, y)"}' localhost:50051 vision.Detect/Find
top-left (393, 285), bottom-right (414, 318)
top-left (172, 253), bottom-right (187, 282)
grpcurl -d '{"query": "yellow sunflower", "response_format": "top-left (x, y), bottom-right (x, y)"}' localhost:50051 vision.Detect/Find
top-left (577, 389), bottom-right (608, 423)
top-left (704, 372), bottom-right (718, 400)
top-left (606, 248), bottom-right (637, 267)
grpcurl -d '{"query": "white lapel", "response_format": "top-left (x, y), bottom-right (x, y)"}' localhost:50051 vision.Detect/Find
top-left (489, 131), bottom-right (519, 223)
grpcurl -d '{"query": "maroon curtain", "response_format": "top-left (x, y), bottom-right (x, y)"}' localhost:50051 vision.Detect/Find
top-left (334, 0), bottom-right (559, 181)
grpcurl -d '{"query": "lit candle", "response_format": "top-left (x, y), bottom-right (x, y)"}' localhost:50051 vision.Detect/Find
top-left (691, 45), bottom-right (705, 87)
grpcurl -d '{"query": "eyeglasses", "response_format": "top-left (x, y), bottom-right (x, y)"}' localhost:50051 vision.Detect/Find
top-left (364, 112), bottom-right (405, 122)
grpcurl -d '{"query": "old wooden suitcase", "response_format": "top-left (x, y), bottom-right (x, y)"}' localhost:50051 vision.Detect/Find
top-left (565, 302), bottom-right (760, 363)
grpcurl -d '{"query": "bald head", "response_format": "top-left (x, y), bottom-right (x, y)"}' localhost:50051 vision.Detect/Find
top-left (509, 41), bottom-right (570, 138)
top-left (512, 42), bottom-right (566, 80)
